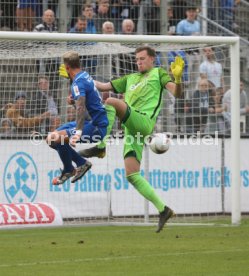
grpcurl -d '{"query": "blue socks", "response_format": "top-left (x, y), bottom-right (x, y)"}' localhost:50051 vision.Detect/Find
top-left (55, 143), bottom-right (86, 173)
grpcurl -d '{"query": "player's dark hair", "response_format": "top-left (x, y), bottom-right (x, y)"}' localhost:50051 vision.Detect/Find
top-left (186, 6), bottom-right (197, 11)
top-left (135, 46), bottom-right (156, 57)
top-left (77, 15), bottom-right (87, 22)
top-left (82, 4), bottom-right (93, 11)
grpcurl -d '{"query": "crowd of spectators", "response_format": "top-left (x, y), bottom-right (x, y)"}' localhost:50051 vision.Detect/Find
top-left (0, 0), bottom-right (248, 137)
top-left (0, 1), bottom-right (243, 34)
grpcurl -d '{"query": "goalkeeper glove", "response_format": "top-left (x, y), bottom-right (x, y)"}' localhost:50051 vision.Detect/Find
top-left (59, 64), bottom-right (69, 79)
top-left (170, 56), bottom-right (185, 84)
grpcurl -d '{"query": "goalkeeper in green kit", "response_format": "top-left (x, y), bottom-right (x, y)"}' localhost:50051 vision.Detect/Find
top-left (60, 46), bottom-right (184, 232)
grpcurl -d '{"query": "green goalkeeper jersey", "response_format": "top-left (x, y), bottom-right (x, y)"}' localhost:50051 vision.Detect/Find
top-left (111, 67), bottom-right (172, 124)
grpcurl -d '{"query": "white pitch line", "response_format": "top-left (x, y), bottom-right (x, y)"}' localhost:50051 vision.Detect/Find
top-left (0, 248), bottom-right (248, 268)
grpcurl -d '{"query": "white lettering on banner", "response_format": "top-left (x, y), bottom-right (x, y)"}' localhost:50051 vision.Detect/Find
top-left (0, 211), bottom-right (4, 224)
top-left (1, 139), bottom-right (249, 218)
top-left (34, 204), bottom-right (51, 222)
top-left (16, 204), bottom-right (38, 223)
top-left (4, 205), bottom-right (24, 224)
top-left (0, 203), bottom-right (56, 226)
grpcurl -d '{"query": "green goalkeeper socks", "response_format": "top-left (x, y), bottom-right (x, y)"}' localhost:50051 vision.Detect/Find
top-left (127, 172), bottom-right (165, 212)
top-left (97, 104), bottom-right (116, 149)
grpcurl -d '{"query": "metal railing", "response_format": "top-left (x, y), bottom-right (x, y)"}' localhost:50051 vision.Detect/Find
top-left (198, 13), bottom-right (249, 46)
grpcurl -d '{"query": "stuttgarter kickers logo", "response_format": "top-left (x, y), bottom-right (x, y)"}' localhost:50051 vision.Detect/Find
top-left (3, 152), bottom-right (38, 203)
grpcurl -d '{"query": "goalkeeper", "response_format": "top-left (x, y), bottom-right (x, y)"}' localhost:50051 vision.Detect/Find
top-left (60, 46), bottom-right (184, 232)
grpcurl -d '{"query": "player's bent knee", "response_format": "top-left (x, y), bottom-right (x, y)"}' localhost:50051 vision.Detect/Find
top-left (105, 97), bottom-right (117, 106)
top-left (106, 98), bottom-right (127, 118)
top-left (46, 132), bottom-right (60, 148)
top-left (105, 97), bottom-right (125, 108)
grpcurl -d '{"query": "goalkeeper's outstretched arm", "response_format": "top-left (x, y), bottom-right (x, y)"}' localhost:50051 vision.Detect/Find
top-left (94, 81), bottom-right (113, 92)
top-left (166, 82), bottom-right (183, 98)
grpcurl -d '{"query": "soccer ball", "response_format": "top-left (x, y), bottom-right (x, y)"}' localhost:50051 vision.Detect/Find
top-left (149, 133), bottom-right (170, 154)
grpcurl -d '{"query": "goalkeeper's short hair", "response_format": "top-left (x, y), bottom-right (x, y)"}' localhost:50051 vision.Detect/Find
top-left (135, 46), bottom-right (156, 58)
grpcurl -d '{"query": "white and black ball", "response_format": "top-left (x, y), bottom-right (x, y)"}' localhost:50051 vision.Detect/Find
top-left (149, 133), bottom-right (170, 154)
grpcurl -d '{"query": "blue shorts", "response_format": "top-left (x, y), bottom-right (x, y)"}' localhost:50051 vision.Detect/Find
top-left (17, 0), bottom-right (37, 9)
top-left (56, 120), bottom-right (107, 143)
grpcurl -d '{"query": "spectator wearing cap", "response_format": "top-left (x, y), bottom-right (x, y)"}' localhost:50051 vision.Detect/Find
top-left (176, 6), bottom-right (200, 35)
top-left (6, 91), bottom-right (50, 134)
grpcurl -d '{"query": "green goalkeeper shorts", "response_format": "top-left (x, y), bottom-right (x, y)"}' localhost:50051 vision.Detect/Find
top-left (122, 104), bottom-right (154, 162)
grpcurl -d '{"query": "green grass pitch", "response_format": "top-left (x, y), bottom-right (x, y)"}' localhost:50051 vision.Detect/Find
top-left (0, 220), bottom-right (249, 276)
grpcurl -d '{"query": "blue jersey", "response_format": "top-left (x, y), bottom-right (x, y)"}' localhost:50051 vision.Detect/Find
top-left (71, 71), bottom-right (108, 127)
top-left (176, 19), bottom-right (200, 36)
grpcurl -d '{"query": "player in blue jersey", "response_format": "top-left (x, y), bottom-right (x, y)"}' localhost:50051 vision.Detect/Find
top-left (46, 51), bottom-right (109, 185)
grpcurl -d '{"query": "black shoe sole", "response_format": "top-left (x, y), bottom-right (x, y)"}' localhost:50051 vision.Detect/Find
top-left (71, 163), bottom-right (92, 183)
top-left (156, 209), bottom-right (175, 233)
top-left (52, 170), bottom-right (75, 185)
